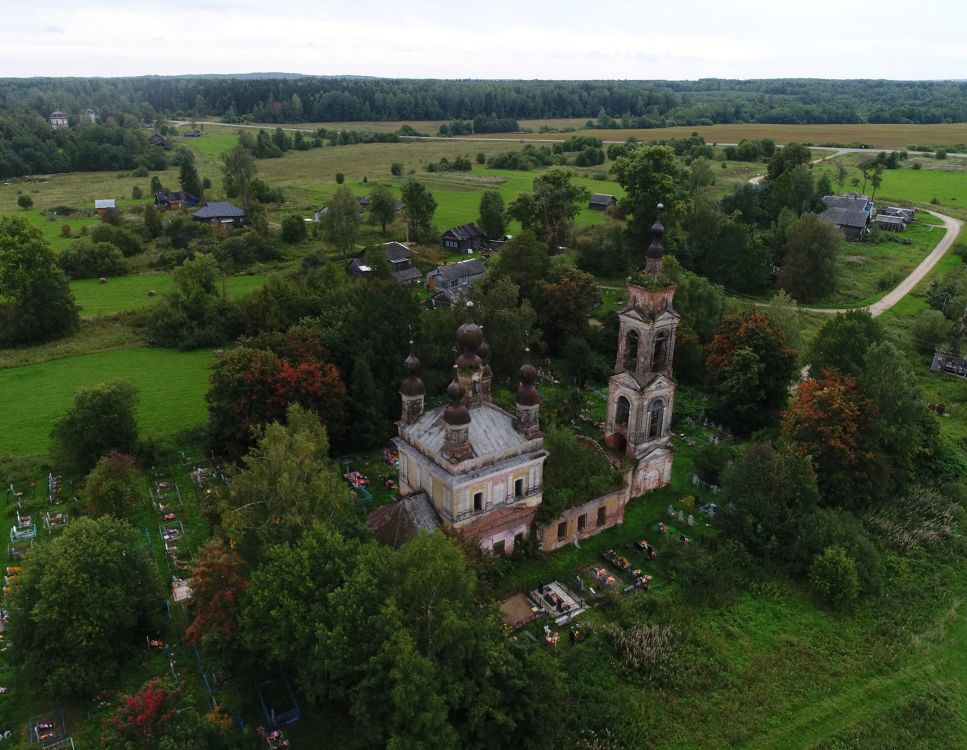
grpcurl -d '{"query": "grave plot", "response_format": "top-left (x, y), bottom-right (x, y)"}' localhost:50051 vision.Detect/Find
top-left (528, 581), bottom-right (586, 625)
top-left (160, 520), bottom-right (185, 543)
top-left (29, 709), bottom-right (66, 746)
top-left (41, 511), bottom-right (69, 533)
top-left (10, 511), bottom-right (36, 543)
top-left (258, 677), bottom-right (301, 728)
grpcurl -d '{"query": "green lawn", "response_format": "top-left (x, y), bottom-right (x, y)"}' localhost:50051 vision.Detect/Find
top-left (813, 157), bottom-right (967, 209)
top-left (0, 347), bottom-right (214, 457)
top-left (70, 273), bottom-right (269, 318)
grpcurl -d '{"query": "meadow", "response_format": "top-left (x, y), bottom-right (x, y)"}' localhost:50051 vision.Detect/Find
top-left (70, 273), bottom-right (269, 318)
top-left (0, 347), bottom-right (213, 457)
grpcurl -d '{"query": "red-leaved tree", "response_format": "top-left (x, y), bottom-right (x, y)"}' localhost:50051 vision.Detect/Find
top-left (782, 368), bottom-right (878, 506)
top-left (186, 539), bottom-right (248, 646)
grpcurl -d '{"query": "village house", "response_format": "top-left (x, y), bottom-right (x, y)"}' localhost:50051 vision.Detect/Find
top-left (589, 193), bottom-right (618, 212)
top-left (426, 258), bottom-right (485, 292)
top-left (191, 201), bottom-right (245, 226)
top-left (442, 223), bottom-right (486, 253)
top-left (148, 133), bottom-right (169, 148)
top-left (385, 241), bottom-right (422, 285)
top-left (50, 110), bottom-right (68, 129)
top-left (819, 193), bottom-right (875, 241)
top-left (94, 199), bottom-right (116, 216)
top-left (154, 191), bottom-right (198, 211)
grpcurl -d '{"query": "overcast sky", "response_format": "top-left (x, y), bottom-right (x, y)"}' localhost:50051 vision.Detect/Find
top-left (2, 0), bottom-right (964, 80)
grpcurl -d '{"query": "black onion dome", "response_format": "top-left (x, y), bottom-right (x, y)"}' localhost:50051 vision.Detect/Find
top-left (443, 376), bottom-right (471, 425)
top-left (645, 203), bottom-right (665, 259)
top-left (516, 357), bottom-right (540, 406)
top-left (456, 320), bottom-right (484, 353)
top-left (476, 340), bottom-right (490, 360)
top-left (519, 361), bottom-right (538, 385)
top-left (403, 351), bottom-right (421, 375)
top-left (401, 375), bottom-right (425, 397)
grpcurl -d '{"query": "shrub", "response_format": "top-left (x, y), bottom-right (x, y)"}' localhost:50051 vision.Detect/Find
top-left (132, 185), bottom-right (143, 199)
top-left (809, 546), bottom-right (860, 611)
top-left (476, 152), bottom-right (485, 164)
top-left (99, 206), bottom-right (124, 225)
top-left (17, 194), bottom-right (32, 209)
top-left (792, 507), bottom-right (882, 595)
top-left (60, 224), bottom-right (71, 237)
top-left (281, 215), bottom-right (308, 243)
top-left (390, 162), bottom-right (403, 176)
top-left (911, 309), bottom-right (952, 353)
top-left (335, 172), bottom-right (345, 184)
top-left (57, 240), bottom-right (127, 279)
top-left (90, 222), bottom-right (143, 256)
top-left (132, 165), bottom-right (149, 177)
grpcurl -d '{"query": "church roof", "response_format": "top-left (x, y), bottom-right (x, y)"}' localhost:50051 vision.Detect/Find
top-left (619, 305), bottom-right (680, 324)
top-left (366, 492), bottom-right (440, 548)
top-left (403, 401), bottom-right (533, 463)
top-left (459, 503), bottom-right (538, 541)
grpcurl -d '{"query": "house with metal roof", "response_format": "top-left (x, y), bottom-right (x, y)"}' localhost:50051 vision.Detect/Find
top-left (819, 193), bottom-right (874, 241)
top-left (426, 259), bottom-right (485, 291)
top-left (154, 191), bottom-right (198, 210)
top-left (191, 201), bottom-right (246, 225)
top-left (94, 199), bottom-right (116, 216)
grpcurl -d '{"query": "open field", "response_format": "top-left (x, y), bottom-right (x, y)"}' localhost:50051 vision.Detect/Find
top-left (71, 273), bottom-right (269, 318)
top-left (463, 122), bottom-right (967, 149)
top-left (0, 347), bottom-right (213, 457)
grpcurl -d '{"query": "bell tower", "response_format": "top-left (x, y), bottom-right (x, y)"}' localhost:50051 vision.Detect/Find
top-left (604, 205), bottom-right (678, 496)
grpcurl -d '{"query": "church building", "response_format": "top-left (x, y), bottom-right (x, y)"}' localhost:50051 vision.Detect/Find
top-left (392, 315), bottom-right (548, 555)
top-left (373, 205), bottom-right (678, 554)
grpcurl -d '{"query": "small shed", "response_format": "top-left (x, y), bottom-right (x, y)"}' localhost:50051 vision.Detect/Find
top-left (148, 133), bottom-right (169, 148)
top-left (191, 201), bottom-right (246, 225)
top-left (589, 193), bottom-right (617, 211)
top-left (94, 199), bottom-right (116, 216)
top-left (442, 223), bottom-right (486, 252)
top-left (874, 214), bottom-right (906, 232)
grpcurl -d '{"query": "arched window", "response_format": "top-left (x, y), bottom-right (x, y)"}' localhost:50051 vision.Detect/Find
top-left (647, 399), bottom-right (664, 439)
top-left (653, 330), bottom-right (668, 370)
top-left (623, 330), bottom-right (640, 371)
top-left (615, 396), bottom-right (631, 427)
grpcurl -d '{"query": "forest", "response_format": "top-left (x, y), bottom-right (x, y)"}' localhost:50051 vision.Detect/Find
top-left (2, 77), bottom-right (967, 128)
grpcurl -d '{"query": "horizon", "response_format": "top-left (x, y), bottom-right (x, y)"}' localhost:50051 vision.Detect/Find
top-left (2, 0), bottom-right (964, 80)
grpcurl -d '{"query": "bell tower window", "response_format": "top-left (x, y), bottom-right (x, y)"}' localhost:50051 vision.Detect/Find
top-left (615, 396), bottom-right (631, 428)
top-left (653, 330), bottom-right (668, 371)
top-left (647, 399), bottom-right (664, 439)
top-left (623, 330), bottom-right (640, 372)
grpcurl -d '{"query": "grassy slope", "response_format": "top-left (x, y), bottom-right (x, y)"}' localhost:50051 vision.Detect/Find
top-left (0, 347), bottom-right (214, 457)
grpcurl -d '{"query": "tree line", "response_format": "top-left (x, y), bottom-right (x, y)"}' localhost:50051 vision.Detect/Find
top-left (3, 77), bottom-right (967, 127)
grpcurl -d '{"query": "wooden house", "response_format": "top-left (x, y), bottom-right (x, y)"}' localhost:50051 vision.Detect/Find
top-left (154, 191), bottom-right (198, 211)
top-left (442, 223), bottom-right (486, 253)
top-left (589, 193), bottom-right (617, 211)
top-left (385, 241), bottom-right (422, 285)
top-left (819, 194), bottom-right (874, 241)
top-left (148, 134), bottom-right (169, 149)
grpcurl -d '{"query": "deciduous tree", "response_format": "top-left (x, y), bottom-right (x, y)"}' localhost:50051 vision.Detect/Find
top-left (0, 215), bottom-right (79, 346)
top-left (220, 143), bottom-right (256, 209)
top-left (507, 168), bottom-right (588, 250)
top-left (478, 190), bottom-right (506, 239)
top-left (186, 539), bottom-right (248, 647)
top-left (366, 183), bottom-right (397, 233)
top-left (8, 516), bottom-right (160, 697)
top-left (778, 213), bottom-right (840, 302)
top-left (400, 178), bottom-right (437, 241)
top-left (50, 381), bottom-right (139, 473)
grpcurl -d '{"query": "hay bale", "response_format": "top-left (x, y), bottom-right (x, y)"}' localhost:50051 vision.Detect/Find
top-left (98, 277), bottom-right (107, 284)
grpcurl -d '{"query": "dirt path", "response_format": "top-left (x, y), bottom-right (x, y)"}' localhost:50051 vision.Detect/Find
top-left (795, 210), bottom-right (962, 317)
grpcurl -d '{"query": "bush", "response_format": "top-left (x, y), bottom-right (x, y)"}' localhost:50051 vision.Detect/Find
top-left (214, 229), bottom-right (281, 271)
top-left (792, 508), bottom-right (882, 595)
top-left (911, 309), bottom-right (952, 353)
top-left (50, 380), bottom-right (140, 473)
top-left (809, 546), bottom-right (860, 611)
top-left (390, 162), bottom-right (403, 176)
top-left (99, 206), bottom-right (124, 225)
top-left (17, 194), bottom-right (32, 209)
top-left (91, 222), bottom-right (143, 256)
top-left (132, 185), bottom-right (143, 199)
top-left (57, 239), bottom-right (127, 279)
top-left (60, 223), bottom-right (71, 237)
top-left (336, 172), bottom-right (345, 184)
top-left (476, 152), bottom-right (485, 164)
top-left (132, 165), bottom-right (149, 177)
top-left (281, 215), bottom-right (308, 244)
